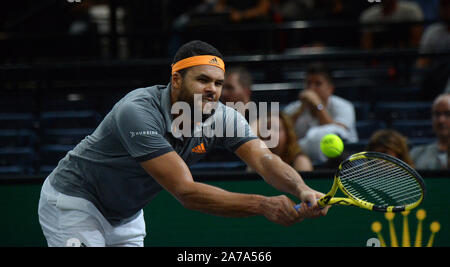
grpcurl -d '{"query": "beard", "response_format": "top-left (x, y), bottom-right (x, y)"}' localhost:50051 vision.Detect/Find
top-left (178, 82), bottom-right (218, 123)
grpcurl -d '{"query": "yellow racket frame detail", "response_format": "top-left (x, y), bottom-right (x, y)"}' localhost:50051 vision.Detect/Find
top-left (317, 152), bottom-right (425, 213)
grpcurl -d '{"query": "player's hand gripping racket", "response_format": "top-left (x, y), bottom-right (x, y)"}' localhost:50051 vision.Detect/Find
top-left (295, 152), bottom-right (426, 212)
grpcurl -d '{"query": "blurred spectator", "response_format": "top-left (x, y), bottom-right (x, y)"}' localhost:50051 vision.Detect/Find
top-left (360, 0), bottom-right (424, 50)
top-left (257, 112), bottom-right (314, 171)
top-left (274, 0), bottom-right (314, 21)
top-left (220, 66), bottom-right (253, 106)
top-left (307, 0), bottom-right (353, 20)
top-left (172, 0), bottom-right (221, 30)
top-left (416, 0), bottom-right (450, 100)
top-left (171, 0), bottom-right (272, 28)
top-left (220, 66), bottom-right (256, 131)
top-left (275, 0), bottom-right (369, 21)
top-left (366, 129), bottom-right (414, 167)
top-left (170, 1), bottom-right (272, 55)
top-left (416, 0), bottom-right (450, 68)
top-left (410, 93), bottom-right (450, 170)
top-left (274, 0), bottom-right (369, 48)
top-left (406, 0), bottom-right (440, 21)
top-left (214, 0), bottom-right (272, 23)
top-left (284, 62), bottom-right (358, 165)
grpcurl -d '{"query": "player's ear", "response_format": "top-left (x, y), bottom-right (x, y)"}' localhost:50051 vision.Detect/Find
top-left (171, 72), bottom-right (183, 90)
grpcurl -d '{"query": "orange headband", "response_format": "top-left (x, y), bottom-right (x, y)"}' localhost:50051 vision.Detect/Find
top-left (171, 55), bottom-right (225, 75)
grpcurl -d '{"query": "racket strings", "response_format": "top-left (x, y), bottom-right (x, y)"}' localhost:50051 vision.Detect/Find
top-left (345, 163), bottom-right (415, 195)
top-left (343, 160), bottom-right (419, 205)
top-left (343, 159), bottom-right (421, 205)
top-left (339, 158), bottom-right (422, 206)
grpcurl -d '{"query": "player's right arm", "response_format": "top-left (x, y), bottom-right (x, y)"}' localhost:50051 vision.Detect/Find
top-left (139, 151), bottom-right (304, 226)
top-left (114, 94), bottom-right (303, 226)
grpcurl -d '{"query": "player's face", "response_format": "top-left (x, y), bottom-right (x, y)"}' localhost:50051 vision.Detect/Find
top-left (180, 65), bottom-right (224, 113)
top-left (220, 73), bottom-right (250, 104)
top-left (432, 96), bottom-right (450, 140)
top-left (304, 74), bottom-right (334, 103)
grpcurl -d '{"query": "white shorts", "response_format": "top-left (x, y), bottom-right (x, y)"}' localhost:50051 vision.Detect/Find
top-left (38, 178), bottom-right (146, 247)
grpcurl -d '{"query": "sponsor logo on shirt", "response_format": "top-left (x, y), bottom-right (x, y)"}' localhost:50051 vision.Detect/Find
top-left (192, 143), bottom-right (207, 154)
top-left (130, 130), bottom-right (158, 138)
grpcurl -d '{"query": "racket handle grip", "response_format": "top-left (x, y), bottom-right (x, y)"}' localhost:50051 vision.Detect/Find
top-left (294, 203), bottom-right (311, 211)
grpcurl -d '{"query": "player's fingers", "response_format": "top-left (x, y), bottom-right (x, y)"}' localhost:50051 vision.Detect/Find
top-left (284, 197), bottom-right (302, 223)
top-left (299, 202), bottom-right (314, 217)
top-left (319, 205), bottom-right (331, 216)
top-left (301, 201), bottom-right (325, 219)
top-left (310, 204), bottom-right (330, 218)
top-left (271, 196), bottom-right (300, 226)
top-left (305, 194), bottom-right (318, 209)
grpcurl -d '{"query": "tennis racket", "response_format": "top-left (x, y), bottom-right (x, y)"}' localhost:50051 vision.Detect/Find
top-left (295, 151), bottom-right (426, 212)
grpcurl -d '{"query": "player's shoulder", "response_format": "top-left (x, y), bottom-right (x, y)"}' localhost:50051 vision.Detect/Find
top-left (220, 102), bottom-right (241, 114)
top-left (113, 85), bottom-right (167, 122)
top-left (218, 102), bottom-right (250, 126)
top-left (118, 85), bottom-right (165, 109)
top-left (125, 85), bottom-right (165, 102)
top-left (217, 102), bottom-right (239, 117)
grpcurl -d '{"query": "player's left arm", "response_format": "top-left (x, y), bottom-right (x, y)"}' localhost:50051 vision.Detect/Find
top-left (235, 138), bottom-right (328, 215)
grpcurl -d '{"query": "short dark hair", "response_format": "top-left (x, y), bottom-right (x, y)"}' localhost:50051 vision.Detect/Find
top-left (306, 62), bottom-right (333, 84)
top-left (172, 40), bottom-right (223, 76)
top-left (226, 66), bottom-right (253, 89)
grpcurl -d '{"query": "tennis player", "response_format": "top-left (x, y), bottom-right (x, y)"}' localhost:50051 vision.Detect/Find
top-left (38, 40), bottom-right (329, 247)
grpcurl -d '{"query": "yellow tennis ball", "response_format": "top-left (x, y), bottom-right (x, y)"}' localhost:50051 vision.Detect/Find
top-left (320, 134), bottom-right (344, 158)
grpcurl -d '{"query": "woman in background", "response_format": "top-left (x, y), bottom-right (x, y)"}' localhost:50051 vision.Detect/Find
top-left (366, 129), bottom-right (415, 167)
top-left (257, 112), bottom-right (314, 171)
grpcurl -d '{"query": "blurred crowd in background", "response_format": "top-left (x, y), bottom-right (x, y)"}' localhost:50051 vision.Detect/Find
top-left (1, 0), bottom-right (449, 60)
top-left (0, 0), bottom-right (449, 175)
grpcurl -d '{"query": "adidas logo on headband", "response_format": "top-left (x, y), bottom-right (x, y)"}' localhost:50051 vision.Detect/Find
top-left (209, 57), bottom-right (219, 65)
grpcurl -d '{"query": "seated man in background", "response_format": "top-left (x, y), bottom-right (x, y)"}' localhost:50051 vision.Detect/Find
top-left (220, 66), bottom-right (253, 112)
top-left (410, 93), bottom-right (450, 170)
top-left (284, 62), bottom-right (358, 165)
top-left (220, 65), bottom-right (259, 132)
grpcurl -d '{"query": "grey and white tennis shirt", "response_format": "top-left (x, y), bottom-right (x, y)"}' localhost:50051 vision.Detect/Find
top-left (48, 84), bottom-right (257, 226)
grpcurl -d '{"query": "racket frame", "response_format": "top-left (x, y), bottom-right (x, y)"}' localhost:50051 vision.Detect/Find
top-left (317, 152), bottom-right (426, 213)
